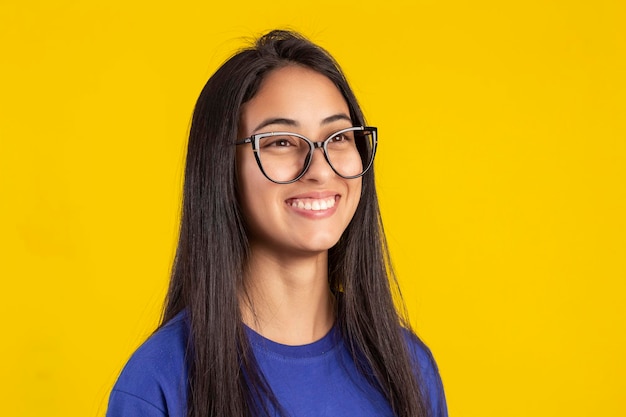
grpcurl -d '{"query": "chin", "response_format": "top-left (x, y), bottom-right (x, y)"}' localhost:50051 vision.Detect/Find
top-left (299, 239), bottom-right (342, 254)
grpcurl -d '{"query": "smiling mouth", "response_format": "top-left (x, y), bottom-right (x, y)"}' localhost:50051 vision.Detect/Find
top-left (286, 196), bottom-right (337, 211)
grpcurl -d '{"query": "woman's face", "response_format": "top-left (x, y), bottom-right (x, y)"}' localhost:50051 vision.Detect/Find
top-left (236, 65), bottom-right (362, 256)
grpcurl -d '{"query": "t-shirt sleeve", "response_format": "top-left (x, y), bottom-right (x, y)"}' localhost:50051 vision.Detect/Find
top-left (404, 331), bottom-right (449, 417)
top-left (107, 389), bottom-right (167, 417)
top-left (106, 315), bottom-right (189, 417)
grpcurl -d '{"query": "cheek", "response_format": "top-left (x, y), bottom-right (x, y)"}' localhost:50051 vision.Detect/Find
top-left (346, 158), bottom-right (364, 176)
top-left (236, 149), bottom-right (277, 229)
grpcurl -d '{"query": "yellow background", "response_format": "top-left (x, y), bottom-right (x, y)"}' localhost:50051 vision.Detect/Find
top-left (1, 0), bottom-right (624, 416)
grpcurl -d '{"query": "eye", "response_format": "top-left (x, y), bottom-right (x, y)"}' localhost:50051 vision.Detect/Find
top-left (328, 130), bottom-right (355, 145)
top-left (330, 133), bottom-right (349, 142)
top-left (271, 138), bottom-right (291, 147)
top-left (262, 135), bottom-right (299, 148)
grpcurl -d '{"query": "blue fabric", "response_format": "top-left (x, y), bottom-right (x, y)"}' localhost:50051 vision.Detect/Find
top-left (107, 312), bottom-right (447, 417)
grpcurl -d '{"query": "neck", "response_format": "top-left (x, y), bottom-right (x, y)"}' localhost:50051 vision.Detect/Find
top-left (240, 244), bottom-right (335, 345)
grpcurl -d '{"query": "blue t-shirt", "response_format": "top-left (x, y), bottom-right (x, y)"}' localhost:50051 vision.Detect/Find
top-left (107, 313), bottom-right (447, 417)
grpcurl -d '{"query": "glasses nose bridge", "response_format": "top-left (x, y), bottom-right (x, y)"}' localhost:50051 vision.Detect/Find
top-left (302, 139), bottom-right (333, 174)
top-left (308, 140), bottom-right (329, 160)
top-left (312, 140), bottom-right (332, 160)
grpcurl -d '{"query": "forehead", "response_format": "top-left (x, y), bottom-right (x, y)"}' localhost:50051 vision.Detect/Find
top-left (239, 65), bottom-right (350, 134)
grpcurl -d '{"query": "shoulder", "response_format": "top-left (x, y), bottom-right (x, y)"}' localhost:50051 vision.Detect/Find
top-left (402, 329), bottom-right (438, 380)
top-left (402, 329), bottom-right (449, 417)
top-left (107, 312), bottom-right (189, 417)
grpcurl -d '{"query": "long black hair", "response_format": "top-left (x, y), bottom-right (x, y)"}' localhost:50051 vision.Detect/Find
top-left (161, 29), bottom-right (431, 417)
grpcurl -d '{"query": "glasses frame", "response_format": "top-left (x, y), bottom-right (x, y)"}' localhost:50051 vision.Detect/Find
top-left (235, 126), bottom-right (378, 184)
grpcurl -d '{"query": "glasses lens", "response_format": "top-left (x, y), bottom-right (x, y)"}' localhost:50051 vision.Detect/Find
top-left (257, 135), bottom-right (310, 183)
top-left (325, 128), bottom-right (375, 178)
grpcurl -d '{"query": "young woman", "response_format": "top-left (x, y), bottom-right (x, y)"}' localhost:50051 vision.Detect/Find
top-left (107, 30), bottom-right (447, 417)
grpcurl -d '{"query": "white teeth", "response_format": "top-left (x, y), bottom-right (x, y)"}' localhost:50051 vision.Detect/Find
top-left (290, 197), bottom-right (336, 211)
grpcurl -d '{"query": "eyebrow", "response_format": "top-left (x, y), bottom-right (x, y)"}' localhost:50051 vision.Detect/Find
top-left (252, 113), bottom-right (352, 133)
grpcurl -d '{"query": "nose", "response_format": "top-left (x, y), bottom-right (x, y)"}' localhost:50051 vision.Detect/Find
top-left (301, 146), bottom-right (334, 182)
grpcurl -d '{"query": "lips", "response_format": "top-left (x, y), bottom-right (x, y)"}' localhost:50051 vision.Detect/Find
top-left (286, 196), bottom-right (337, 211)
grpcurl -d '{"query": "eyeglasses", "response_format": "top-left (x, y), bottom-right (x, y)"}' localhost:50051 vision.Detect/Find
top-left (235, 126), bottom-right (377, 184)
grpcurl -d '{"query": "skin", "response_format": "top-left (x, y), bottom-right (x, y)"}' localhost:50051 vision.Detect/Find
top-left (236, 65), bottom-right (362, 345)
